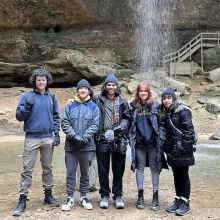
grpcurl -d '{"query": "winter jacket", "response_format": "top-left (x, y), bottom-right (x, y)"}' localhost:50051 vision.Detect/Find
top-left (129, 101), bottom-right (168, 173)
top-left (16, 90), bottom-right (60, 138)
top-left (61, 99), bottom-right (99, 152)
top-left (93, 94), bottom-right (130, 141)
top-left (162, 102), bottom-right (195, 167)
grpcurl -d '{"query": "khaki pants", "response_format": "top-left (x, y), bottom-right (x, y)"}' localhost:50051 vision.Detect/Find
top-left (19, 137), bottom-right (54, 195)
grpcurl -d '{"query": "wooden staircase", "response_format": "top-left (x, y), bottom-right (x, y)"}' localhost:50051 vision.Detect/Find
top-left (163, 33), bottom-right (220, 73)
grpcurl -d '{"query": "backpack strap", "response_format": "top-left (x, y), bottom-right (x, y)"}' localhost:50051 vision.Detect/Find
top-left (168, 115), bottom-right (182, 135)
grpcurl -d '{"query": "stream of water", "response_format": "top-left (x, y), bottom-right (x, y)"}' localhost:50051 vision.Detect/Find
top-left (0, 140), bottom-right (219, 211)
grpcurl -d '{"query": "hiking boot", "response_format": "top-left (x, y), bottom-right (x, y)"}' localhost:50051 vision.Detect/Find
top-left (12, 194), bottom-right (27, 216)
top-left (136, 189), bottom-right (145, 210)
top-left (175, 198), bottom-right (191, 216)
top-left (44, 189), bottom-right (59, 207)
top-left (167, 196), bottom-right (181, 213)
top-left (79, 196), bottom-right (93, 210)
top-left (100, 196), bottom-right (109, 209)
top-left (151, 190), bottom-right (159, 211)
top-left (114, 196), bottom-right (125, 209)
top-left (61, 197), bottom-right (74, 211)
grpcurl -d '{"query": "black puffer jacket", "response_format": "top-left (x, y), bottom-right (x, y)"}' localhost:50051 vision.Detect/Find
top-left (129, 101), bottom-right (168, 173)
top-left (162, 102), bottom-right (195, 167)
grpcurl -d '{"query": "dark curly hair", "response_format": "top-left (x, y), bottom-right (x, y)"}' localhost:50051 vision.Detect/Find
top-left (100, 84), bottom-right (121, 96)
top-left (29, 69), bottom-right (52, 89)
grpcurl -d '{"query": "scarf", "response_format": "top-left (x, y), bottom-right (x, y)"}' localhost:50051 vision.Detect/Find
top-left (113, 96), bottom-right (120, 127)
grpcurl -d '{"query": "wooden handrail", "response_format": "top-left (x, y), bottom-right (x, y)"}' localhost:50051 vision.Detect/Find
top-left (163, 32), bottom-right (220, 65)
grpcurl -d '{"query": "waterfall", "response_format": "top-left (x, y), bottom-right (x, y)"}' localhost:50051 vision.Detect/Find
top-left (133, 0), bottom-right (174, 72)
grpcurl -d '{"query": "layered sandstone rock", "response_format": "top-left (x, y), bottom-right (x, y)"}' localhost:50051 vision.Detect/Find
top-left (0, 0), bottom-right (220, 86)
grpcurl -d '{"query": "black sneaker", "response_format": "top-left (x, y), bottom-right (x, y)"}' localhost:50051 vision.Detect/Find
top-left (167, 196), bottom-right (181, 213)
top-left (175, 198), bottom-right (191, 216)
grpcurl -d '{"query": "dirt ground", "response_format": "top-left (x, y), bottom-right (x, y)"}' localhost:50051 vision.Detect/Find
top-left (0, 76), bottom-right (220, 219)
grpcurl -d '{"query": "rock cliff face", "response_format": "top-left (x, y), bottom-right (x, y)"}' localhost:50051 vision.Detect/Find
top-left (0, 0), bottom-right (220, 87)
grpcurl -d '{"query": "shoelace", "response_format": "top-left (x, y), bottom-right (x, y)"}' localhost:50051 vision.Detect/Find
top-left (102, 197), bottom-right (108, 202)
top-left (64, 198), bottom-right (72, 204)
top-left (82, 197), bottom-right (90, 203)
top-left (116, 197), bottom-right (122, 202)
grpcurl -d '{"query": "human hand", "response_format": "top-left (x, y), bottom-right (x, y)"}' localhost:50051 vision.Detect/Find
top-left (66, 98), bottom-right (74, 105)
top-left (26, 95), bottom-right (35, 106)
top-left (73, 135), bottom-right (87, 148)
top-left (52, 133), bottom-right (60, 146)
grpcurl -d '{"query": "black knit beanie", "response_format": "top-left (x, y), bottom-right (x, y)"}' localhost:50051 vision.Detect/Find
top-left (77, 79), bottom-right (91, 91)
top-left (162, 87), bottom-right (176, 99)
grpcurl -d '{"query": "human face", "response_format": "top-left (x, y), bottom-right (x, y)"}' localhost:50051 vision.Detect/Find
top-left (77, 87), bottom-right (90, 101)
top-left (106, 83), bottom-right (117, 96)
top-left (138, 88), bottom-right (149, 102)
top-left (162, 95), bottom-right (173, 109)
top-left (36, 76), bottom-right (47, 93)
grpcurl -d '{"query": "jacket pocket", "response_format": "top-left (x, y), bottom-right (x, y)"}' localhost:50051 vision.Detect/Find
top-left (84, 114), bottom-right (92, 128)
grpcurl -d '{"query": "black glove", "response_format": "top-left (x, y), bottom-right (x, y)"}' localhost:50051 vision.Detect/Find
top-left (73, 135), bottom-right (88, 148)
top-left (52, 133), bottom-right (60, 146)
top-left (26, 95), bottom-right (35, 107)
top-left (82, 135), bottom-right (89, 145)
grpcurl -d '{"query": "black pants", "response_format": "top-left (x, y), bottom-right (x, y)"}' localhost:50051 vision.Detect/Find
top-left (96, 142), bottom-right (126, 200)
top-left (172, 166), bottom-right (190, 199)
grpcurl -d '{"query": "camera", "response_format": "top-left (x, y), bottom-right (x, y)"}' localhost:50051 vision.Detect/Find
top-left (117, 138), bottom-right (127, 154)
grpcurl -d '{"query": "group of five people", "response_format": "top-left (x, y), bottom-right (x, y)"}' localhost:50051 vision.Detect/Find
top-left (12, 69), bottom-right (195, 217)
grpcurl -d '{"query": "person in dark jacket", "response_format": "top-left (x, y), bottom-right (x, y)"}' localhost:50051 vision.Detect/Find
top-left (13, 69), bottom-right (60, 217)
top-left (93, 73), bottom-right (130, 209)
top-left (129, 83), bottom-right (167, 211)
top-left (61, 79), bottom-right (99, 211)
top-left (161, 87), bottom-right (195, 216)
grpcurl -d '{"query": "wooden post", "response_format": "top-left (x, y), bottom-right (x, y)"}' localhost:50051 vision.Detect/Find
top-left (201, 34), bottom-right (204, 73)
top-left (189, 41), bottom-right (191, 60)
top-left (218, 32), bottom-right (220, 45)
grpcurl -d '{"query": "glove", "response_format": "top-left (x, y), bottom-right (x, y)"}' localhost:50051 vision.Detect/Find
top-left (119, 119), bottom-right (129, 135)
top-left (52, 133), bottom-right (60, 146)
top-left (73, 135), bottom-right (88, 148)
top-left (82, 135), bottom-right (89, 144)
top-left (120, 119), bottom-right (128, 129)
top-left (26, 95), bottom-right (35, 107)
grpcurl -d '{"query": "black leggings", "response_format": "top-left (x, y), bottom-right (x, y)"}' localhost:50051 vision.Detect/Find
top-left (172, 166), bottom-right (190, 199)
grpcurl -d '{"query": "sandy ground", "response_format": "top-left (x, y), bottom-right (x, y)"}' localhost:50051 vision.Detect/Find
top-left (0, 76), bottom-right (220, 219)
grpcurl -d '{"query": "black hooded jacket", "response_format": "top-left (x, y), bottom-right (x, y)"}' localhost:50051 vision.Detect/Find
top-left (162, 102), bottom-right (195, 167)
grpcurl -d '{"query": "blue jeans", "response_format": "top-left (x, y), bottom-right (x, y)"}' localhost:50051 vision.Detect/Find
top-left (136, 145), bottom-right (159, 191)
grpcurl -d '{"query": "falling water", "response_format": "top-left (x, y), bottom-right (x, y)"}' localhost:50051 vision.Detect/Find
top-left (133, 0), bottom-right (174, 72)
